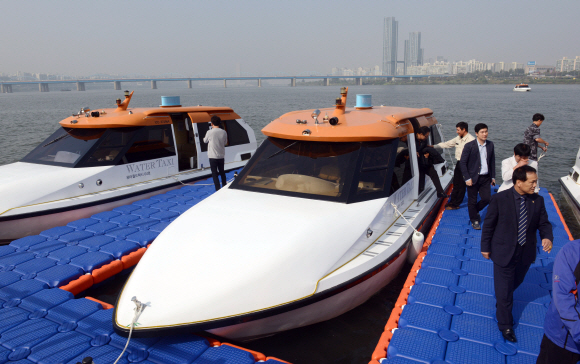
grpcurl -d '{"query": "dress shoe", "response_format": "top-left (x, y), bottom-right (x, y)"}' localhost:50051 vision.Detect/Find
top-left (445, 205), bottom-right (459, 210)
top-left (437, 192), bottom-right (448, 198)
top-left (501, 328), bottom-right (517, 342)
top-left (471, 221), bottom-right (481, 230)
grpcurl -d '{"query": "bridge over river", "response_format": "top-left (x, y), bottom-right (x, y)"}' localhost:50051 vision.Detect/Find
top-left (0, 74), bottom-right (442, 93)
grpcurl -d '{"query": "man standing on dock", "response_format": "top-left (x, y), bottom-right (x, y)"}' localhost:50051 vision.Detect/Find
top-left (204, 116), bottom-right (228, 190)
top-left (523, 113), bottom-right (548, 190)
top-left (434, 121), bottom-right (474, 209)
top-left (459, 123), bottom-right (495, 230)
top-left (481, 165), bottom-right (553, 343)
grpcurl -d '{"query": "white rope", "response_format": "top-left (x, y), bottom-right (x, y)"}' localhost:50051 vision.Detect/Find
top-left (113, 297), bottom-right (146, 364)
top-left (537, 148), bottom-right (547, 163)
top-left (391, 202), bottom-right (419, 234)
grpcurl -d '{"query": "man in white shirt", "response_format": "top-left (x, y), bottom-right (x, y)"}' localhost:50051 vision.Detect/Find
top-left (498, 143), bottom-right (538, 193)
top-left (435, 122), bottom-right (475, 209)
top-left (203, 116), bottom-right (228, 190)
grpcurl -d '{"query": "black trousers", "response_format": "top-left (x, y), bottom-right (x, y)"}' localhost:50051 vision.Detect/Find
top-left (536, 334), bottom-right (580, 364)
top-left (448, 161), bottom-right (466, 207)
top-left (466, 174), bottom-right (491, 222)
top-left (493, 243), bottom-right (531, 330)
top-left (209, 158), bottom-right (227, 191)
top-left (419, 166), bottom-right (444, 195)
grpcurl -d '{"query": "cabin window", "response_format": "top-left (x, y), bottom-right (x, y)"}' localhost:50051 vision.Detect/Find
top-left (21, 127), bottom-right (105, 167)
top-left (199, 119), bottom-right (249, 152)
top-left (222, 120), bottom-right (250, 146)
top-left (230, 137), bottom-right (360, 202)
top-left (78, 127), bottom-right (139, 167)
top-left (77, 125), bottom-right (175, 167)
top-left (197, 122), bottom-right (211, 152)
top-left (390, 138), bottom-right (413, 194)
top-left (430, 125), bottom-right (442, 145)
top-left (122, 125), bottom-right (176, 164)
top-left (355, 141), bottom-right (394, 196)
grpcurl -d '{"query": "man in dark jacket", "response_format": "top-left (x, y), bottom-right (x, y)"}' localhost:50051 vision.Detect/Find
top-left (481, 165), bottom-right (553, 343)
top-left (459, 123), bottom-right (495, 230)
top-left (416, 127), bottom-right (447, 198)
top-left (537, 239), bottom-right (580, 363)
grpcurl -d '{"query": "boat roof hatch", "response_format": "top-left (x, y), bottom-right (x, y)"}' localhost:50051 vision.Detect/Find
top-left (261, 87), bottom-right (436, 142)
top-left (59, 91), bottom-right (241, 129)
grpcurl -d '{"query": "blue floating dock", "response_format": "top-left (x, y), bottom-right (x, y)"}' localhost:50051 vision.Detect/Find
top-left (376, 188), bottom-right (572, 364)
top-left (0, 171), bottom-right (290, 364)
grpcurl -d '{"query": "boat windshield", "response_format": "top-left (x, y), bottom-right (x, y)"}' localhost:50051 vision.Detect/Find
top-left (21, 128), bottom-right (104, 167)
top-left (21, 125), bottom-right (176, 168)
top-left (230, 137), bottom-right (399, 203)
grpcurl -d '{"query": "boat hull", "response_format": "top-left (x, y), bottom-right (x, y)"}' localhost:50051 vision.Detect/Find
top-left (560, 177), bottom-right (580, 227)
top-left (0, 166), bottom-right (241, 243)
top-left (208, 248), bottom-right (408, 341)
top-left (0, 183), bottom-right (182, 244)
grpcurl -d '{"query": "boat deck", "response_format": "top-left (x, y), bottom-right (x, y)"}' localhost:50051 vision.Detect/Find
top-left (0, 170), bottom-right (288, 364)
top-left (371, 188), bottom-right (573, 364)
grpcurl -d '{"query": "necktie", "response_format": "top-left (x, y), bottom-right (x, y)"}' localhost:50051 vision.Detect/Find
top-left (518, 197), bottom-right (528, 246)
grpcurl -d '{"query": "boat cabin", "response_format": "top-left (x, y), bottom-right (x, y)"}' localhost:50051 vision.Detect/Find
top-left (21, 92), bottom-right (256, 173)
top-left (230, 88), bottom-right (447, 204)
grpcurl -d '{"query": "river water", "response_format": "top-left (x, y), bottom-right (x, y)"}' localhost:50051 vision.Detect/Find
top-left (1, 84), bottom-right (579, 363)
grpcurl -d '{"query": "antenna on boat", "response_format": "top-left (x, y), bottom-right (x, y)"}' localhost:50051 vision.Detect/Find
top-left (115, 90), bottom-right (134, 112)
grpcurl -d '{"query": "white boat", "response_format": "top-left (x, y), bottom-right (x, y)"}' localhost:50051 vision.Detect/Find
top-left (113, 88), bottom-right (453, 341)
top-left (513, 83), bottom-right (531, 92)
top-left (0, 92), bottom-right (256, 242)
top-left (559, 147), bottom-right (580, 225)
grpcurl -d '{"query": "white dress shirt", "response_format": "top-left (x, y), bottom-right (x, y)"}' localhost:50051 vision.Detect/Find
top-left (478, 141), bottom-right (488, 175)
top-left (436, 133), bottom-right (475, 161)
top-left (498, 156), bottom-right (538, 192)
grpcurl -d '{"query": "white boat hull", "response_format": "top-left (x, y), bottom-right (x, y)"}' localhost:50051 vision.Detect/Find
top-left (0, 183), bottom-right (182, 243)
top-left (208, 248), bottom-right (407, 341)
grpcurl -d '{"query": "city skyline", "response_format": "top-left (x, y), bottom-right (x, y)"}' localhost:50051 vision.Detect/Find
top-left (1, 0), bottom-right (579, 77)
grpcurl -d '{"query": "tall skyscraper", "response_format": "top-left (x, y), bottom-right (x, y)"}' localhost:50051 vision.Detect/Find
top-left (383, 17), bottom-right (398, 75)
top-left (404, 32), bottom-right (424, 74)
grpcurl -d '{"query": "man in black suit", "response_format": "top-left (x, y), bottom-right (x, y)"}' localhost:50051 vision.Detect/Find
top-left (459, 123), bottom-right (495, 230)
top-left (481, 165), bottom-right (553, 343)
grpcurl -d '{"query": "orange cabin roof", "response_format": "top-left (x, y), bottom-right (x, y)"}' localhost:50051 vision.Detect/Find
top-left (59, 93), bottom-right (240, 129)
top-left (262, 89), bottom-right (436, 142)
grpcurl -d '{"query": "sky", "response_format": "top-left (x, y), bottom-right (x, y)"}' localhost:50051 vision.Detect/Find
top-left (1, 0), bottom-right (579, 77)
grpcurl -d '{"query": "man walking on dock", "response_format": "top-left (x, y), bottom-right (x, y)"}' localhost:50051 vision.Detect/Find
top-left (481, 165), bottom-right (553, 343)
top-left (523, 113), bottom-right (548, 190)
top-left (459, 123), bottom-right (495, 230)
top-left (435, 121), bottom-right (474, 209)
top-left (204, 116), bottom-right (228, 190)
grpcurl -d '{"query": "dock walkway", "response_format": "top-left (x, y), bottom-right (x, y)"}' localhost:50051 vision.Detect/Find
top-left (371, 188), bottom-right (573, 364)
top-left (0, 170), bottom-right (288, 364)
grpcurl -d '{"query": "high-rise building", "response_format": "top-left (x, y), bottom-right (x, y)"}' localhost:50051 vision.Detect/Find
top-left (403, 40), bottom-right (410, 75)
top-left (383, 17), bottom-right (398, 75)
top-left (409, 32), bottom-right (422, 67)
top-left (404, 32), bottom-right (423, 74)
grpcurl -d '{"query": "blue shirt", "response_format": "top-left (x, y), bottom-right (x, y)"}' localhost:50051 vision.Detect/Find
top-left (477, 141), bottom-right (488, 175)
